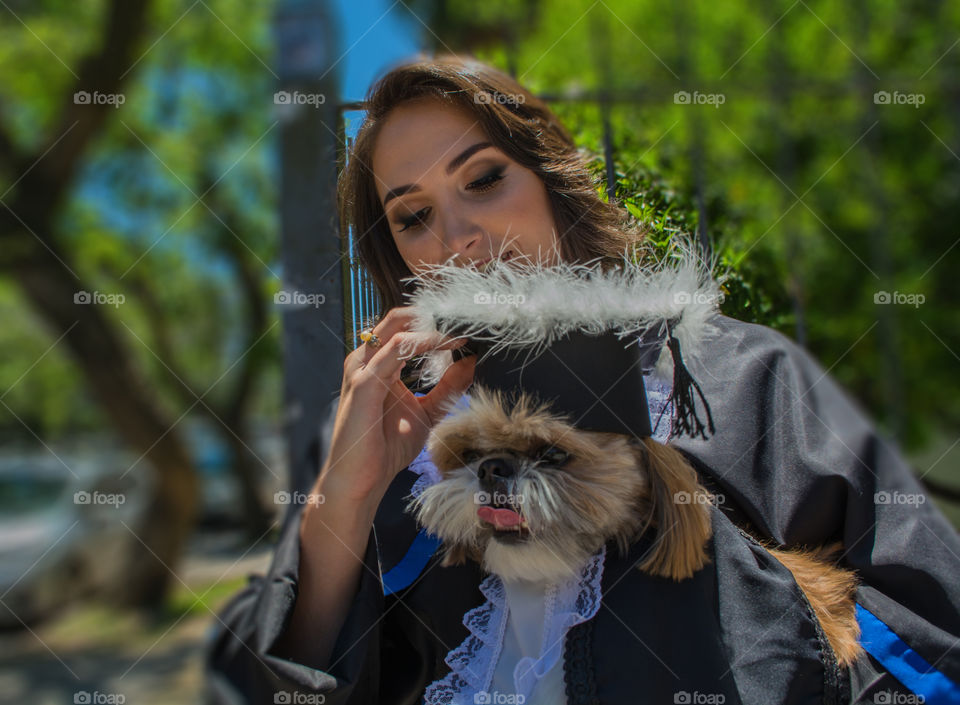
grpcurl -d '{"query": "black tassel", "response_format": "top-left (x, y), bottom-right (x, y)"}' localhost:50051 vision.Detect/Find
top-left (654, 330), bottom-right (715, 440)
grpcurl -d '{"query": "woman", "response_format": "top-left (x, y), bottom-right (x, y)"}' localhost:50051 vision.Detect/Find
top-left (205, 55), bottom-right (960, 704)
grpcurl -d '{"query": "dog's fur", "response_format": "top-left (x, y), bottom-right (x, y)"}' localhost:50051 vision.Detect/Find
top-left (408, 385), bottom-right (863, 668)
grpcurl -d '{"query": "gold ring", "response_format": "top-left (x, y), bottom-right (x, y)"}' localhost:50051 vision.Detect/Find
top-left (359, 328), bottom-right (381, 349)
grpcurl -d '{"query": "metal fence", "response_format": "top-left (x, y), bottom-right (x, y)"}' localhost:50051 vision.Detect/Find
top-left (337, 130), bottom-right (384, 350)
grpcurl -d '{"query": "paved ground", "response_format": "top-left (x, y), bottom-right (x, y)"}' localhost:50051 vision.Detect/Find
top-left (0, 530), bottom-right (273, 705)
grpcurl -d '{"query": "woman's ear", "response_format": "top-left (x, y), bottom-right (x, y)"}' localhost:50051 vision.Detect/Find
top-left (635, 438), bottom-right (713, 581)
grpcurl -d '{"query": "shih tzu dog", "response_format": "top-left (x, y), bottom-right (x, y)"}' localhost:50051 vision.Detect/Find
top-left (408, 383), bottom-right (863, 668)
top-left (398, 244), bottom-right (864, 669)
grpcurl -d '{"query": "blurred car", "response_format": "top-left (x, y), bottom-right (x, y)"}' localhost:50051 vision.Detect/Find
top-left (180, 421), bottom-right (286, 528)
top-left (0, 449), bottom-right (152, 629)
top-left (0, 424), bottom-right (285, 629)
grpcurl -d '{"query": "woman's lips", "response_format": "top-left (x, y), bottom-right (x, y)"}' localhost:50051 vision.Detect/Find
top-left (476, 250), bottom-right (514, 272)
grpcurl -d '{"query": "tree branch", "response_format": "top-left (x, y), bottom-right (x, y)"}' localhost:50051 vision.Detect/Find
top-left (920, 476), bottom-right (960, 505)
top-left (197, 172), bottom-right (271, 423)
top-left (120, 265), bottom-right (208, 405)
top-left (32, 0), bottom-right (152, 204)
top-left (110, 173), bottom-right (271, 427)
top-left (0, 100), bottom-right (24, 177)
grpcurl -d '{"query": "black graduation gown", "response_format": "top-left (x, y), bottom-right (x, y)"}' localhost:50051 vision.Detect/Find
top-left (204, 314), bottom-right (960, 704)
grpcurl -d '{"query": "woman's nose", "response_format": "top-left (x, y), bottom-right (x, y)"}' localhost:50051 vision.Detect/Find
top-left (437, 207), bottom-right (487, 261)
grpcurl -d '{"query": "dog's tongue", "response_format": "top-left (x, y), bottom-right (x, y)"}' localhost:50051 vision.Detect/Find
top-left (477, 506), bottom-right (523, 529)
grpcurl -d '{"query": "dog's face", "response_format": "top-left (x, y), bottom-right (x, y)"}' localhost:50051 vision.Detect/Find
top-left (409, 386), bottom-right (713, 584)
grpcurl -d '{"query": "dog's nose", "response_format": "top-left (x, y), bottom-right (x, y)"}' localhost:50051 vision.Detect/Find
top-left (477, 457), bottom-right (515, 482)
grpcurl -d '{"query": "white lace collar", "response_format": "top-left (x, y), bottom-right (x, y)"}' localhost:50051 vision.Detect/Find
top-left (422, 545), bottom-right (606, 705)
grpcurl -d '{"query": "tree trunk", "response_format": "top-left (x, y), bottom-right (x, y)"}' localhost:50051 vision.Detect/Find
top-left (5, 218), bottom-right (199, 608)
top-left (222, 416), bottom-right (274, 539)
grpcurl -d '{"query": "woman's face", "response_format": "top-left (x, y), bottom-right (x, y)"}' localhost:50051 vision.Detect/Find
top-left (372, 97), bottom-right (561, 276)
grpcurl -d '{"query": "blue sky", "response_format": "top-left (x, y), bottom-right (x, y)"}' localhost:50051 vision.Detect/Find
top-left (333, 0), bottom-right (424, 329)
top-left (336, 0), bottom-right (422, 116)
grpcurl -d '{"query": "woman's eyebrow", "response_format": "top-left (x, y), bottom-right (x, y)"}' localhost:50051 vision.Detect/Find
top-left (382, 141), bottom-right (493, 206)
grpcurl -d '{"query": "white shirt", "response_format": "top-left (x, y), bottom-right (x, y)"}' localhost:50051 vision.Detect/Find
top-left (490, 576), bottom-right (568, 705)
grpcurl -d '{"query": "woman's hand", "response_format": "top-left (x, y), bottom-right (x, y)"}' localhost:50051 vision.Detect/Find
top-left (319, 306), bottom-right (475, 509)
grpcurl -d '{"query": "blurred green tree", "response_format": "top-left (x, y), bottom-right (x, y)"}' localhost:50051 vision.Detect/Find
top-left (405, 0), bottom-right (960, 462)
top-left (0, 0), bottom-right (280, 608)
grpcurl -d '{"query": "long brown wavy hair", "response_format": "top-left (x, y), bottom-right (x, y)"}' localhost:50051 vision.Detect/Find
top-left (338, 53), bottom-right (647, 320)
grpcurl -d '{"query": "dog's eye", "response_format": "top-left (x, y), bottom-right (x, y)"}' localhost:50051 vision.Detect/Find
top-left (462, 450), bottom-right (482, 464)
top-left (536, 445), bottom-right (571, 465)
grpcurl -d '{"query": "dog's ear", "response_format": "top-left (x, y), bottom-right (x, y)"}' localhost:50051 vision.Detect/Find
top-left (634, 438), bottom-right (713, 581)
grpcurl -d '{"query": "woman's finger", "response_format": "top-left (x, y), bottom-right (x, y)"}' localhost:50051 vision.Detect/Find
top-left (348, 307), bottom-right (459, 370)
top-left (362, 330), bottom-right (466, 387)
top-left (419, 353), bottom-right (476, 426)
top-left (346, 307), bottom-right (412, 370)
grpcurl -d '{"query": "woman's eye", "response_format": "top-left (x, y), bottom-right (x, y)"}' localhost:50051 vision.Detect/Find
top-left (396, 169), bottom-right (505, 232)
top-left (536, 445), bottom-right (570, 465)
top-left (398, 207), bottom-right (430, 232)
top-left (396, 168), bottom-right (504, 233)
top-left (466, 167), bottom-right (505, 193)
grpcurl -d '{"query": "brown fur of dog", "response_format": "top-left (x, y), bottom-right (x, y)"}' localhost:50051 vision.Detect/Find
top-left (414, 385), bottom-right (863, 666)
top-left (765, 542), bottom-right (863, 667)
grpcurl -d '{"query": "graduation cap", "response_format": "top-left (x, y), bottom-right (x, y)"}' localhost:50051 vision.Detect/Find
top-left (399, 240), bottom-right (723, 441)
top-left (447, 327), bottom-right (658, 438)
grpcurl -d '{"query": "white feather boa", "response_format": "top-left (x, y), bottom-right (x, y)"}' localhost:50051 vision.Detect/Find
top-left (398, 238), bottom-right (726, 390)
